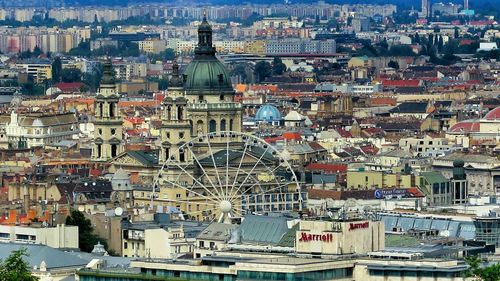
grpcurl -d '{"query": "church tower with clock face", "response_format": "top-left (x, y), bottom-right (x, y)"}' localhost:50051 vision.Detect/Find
top-left (160, 15), bottom-right (242, 164)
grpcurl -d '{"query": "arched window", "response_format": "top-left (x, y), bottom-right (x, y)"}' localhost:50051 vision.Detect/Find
top-left (109, 103), bottom-right (115, 117)
top-left (165, 148), bottom-right (169, 160)
top-left (99, 103), bottom-right (103, 117)
top-left (111, 144), bottom-right (118, 157)
top-left (97, 144), bottom-right (102, 158)
top-left (177, 105), bottom-right (183, 120)
top-left (220, 119), bottom-right (226, 131)
top-left (209, 120), bottom-right (216, 133)
top-left (179, 150), bottom-right (185, 162)
top-left (167, 106), bottom-right (171, 120)
top-left (229, 119), bottom-right (234, 131)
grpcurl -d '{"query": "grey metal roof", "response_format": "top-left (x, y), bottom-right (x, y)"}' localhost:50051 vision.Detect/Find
top-left (0, 243), bottom-right (88, 269)
top-left (380, 214), bottom-right (476, 240)
top-left (197, 222), bottom-right (238, 242)
top-left (240, 215), bottom-right (291, 245)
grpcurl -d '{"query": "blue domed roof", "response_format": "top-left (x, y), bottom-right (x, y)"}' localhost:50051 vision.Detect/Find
top-left (255, 104), bottom-right (282, 122)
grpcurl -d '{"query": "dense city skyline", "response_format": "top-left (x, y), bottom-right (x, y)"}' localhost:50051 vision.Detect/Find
top-left (0, 0), bottom-right (499, 280)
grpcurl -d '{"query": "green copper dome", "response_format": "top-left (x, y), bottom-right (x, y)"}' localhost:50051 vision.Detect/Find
top-left (183, 56), bottom-right (233, 95)
top-left (182, 15), bottom-right (234, 95)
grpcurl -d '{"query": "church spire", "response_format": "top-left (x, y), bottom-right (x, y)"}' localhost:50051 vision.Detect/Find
top-left (195, 12), bottom-right (216, 56)
top-left (168, 61), bottom-right (183, 88)
top-left (101, 58), bottom-right (115, 85)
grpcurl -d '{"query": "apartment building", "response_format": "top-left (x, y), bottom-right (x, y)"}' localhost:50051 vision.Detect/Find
top-left (0, 224), bottom-right (78, 249)
top-left (15, 59), bottom-right (52, 83)
top-left (122, 213), bottom-right (208, 259)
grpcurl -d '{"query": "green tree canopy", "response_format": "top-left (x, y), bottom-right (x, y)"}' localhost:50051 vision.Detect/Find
top-left (66, 209), bottom-right (107, 253)
top-left (230, 64), bottom-right (248, 83)
top-left (51, 57), bottom-right (62, 83)
top-left (61, 68), bottom-right (83, 83)
top-left (465, 255), bottom-right (500, 281)
top-left (254, 61), bottom-right (272, 83)
top-left (272, 57), bottom-right (287, 75)
top-left (0, 248), bottom-right (38, 281)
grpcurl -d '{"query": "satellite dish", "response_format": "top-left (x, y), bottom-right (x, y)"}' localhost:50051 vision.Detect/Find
top-left (115, 207), bottom-right (123, 216)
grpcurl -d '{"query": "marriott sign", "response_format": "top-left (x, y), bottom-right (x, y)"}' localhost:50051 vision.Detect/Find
top-left (298, 232), bottom-right (334, 242)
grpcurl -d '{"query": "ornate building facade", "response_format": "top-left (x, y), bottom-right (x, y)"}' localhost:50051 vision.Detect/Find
top-left (92, 60), bottom-right (123, 162)
top-left (160, 16), bottom-right (243, 164)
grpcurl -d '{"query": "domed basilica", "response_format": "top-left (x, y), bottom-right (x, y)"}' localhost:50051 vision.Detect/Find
top-left (159, 15), bottom-right (242, 164)
top-left (121, 16), bottom-right (304, 222)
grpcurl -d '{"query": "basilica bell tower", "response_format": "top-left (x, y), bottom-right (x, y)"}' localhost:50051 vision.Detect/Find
top-left (92, 59), bottom-right (123, 162)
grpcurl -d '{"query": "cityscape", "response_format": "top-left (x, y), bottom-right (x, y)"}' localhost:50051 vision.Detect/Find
top-left (0, 0), bottom-right (499, 280)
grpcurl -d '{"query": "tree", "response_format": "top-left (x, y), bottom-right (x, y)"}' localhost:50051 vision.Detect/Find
top-left (66, 209), bottom-right (107, 253)
top-left (388, 60), bottom-right (399, 69)
top-left (52, 57), bottom-right (62, 83)
top-left (465, 255), bottom-right (500, 281)
top-left (68, 40), bottom-right (91, 57)
top-left (272, 57), bottom-right (287, 75)
top-left (61, 68), bottom-right (82, 83)
top-left (230, 64), bottom-right (247, 83)
top-left (32, 46), bottom-right (42, 58)
top-left (0, 248), bottom-right (38, 281)
top-left (437, 36), bottom-right (444, 53)
top-left (254, 61), bottom-right (272, 83)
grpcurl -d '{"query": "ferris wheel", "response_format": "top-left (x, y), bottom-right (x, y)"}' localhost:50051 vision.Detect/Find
top-left (151, 131), bottom-right (303, 223)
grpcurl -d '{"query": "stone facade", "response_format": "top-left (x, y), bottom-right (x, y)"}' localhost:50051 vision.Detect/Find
top-left (92, 60), bottom-right (123, 162)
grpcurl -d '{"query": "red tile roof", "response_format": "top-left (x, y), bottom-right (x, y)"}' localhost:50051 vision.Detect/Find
top-left (308, 141), bottom-right (326, 151)
top-left (55, 82), bottom-right (86, 92)
top-left (335, 128), bottom-right (352, 138)
top-left (308, 189), bottom-right (341, 200)
top-left (305, 163), bottom-right (348, 173)
top-left (382, 79), bottom-right (421, 87)
top-left (264, 136), bottom-right (285, 143)
top-left (282, 132), bottom-right (302, 141)
top-left (370, 97), bottom-right (397, 106)
top-left (484, 106), bottom-right (500, 120)
top-left (124, 117), bottom-right (145, 124)
top-left (360, 145), bottom-right (379, 155)
top-left (449, 121), bottom-right (480, 133)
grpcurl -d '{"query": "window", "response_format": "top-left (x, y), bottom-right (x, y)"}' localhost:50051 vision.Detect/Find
top-left (111, 129), bottom-right (116, 135)
top-left (124, 242), bottom-right (128, 249)
top-left (220, 119), bottom-right (226, 131)
top-left (109, 103), bottom-right (115, 117)
top-left (209, 120), bottom-right (216, 133)
top-left (179, 150), bottom-right (185, 162)
top-left (98, 128), bottom-right (102, 135)
top-left (179, 132), bottom-right (184, 139)
top-left (177, 105), bottom-right (183, 120)
top-left (111, 144), bottom-right (118, 157)
top-left (219, 94), bottom-right (224, 101)
top-left (229, 119), bottom-right (234, 131)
